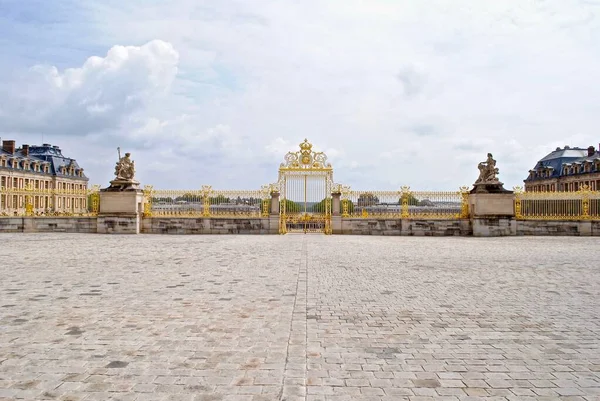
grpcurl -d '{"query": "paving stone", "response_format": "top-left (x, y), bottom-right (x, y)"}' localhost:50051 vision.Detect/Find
top-left (0, 234), bottom-right (599, 400)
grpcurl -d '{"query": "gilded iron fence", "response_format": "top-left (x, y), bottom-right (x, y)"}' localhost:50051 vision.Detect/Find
top-left (143, 185), bottom-right (270, 218)
top-left (0, 184), bottom-right (100, 217)
top-left (515, 186), bottom-right (600, 220)
top-left (340, 186), bottom-right (469, 219)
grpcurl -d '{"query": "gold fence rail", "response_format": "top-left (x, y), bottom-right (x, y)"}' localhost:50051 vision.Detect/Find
top-left (144, 185), bottom-right (270, 218)
top-left (340, 186), bottom-right (469, 219)
top-left (0, 184), bottom-right (100, 217)
top-left (515, 186), bottom-right (600, 220)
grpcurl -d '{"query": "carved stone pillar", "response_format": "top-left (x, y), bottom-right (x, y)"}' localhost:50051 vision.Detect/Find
top-left (270, 191), bottom-right (280, 215)
top-left (269, 190), bottom-right (280, 234)
top-left (331, 191), bottom-right (341, 216)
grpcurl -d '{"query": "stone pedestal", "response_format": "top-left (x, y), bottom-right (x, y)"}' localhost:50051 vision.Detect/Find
top-left (469, 192), bottom-right (514, 217)
top-left (97, 189), bottom-right (144, 234)
top-left (469, 192), bottom-right (516, 237)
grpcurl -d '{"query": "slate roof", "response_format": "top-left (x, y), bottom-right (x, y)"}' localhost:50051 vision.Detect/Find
top-left (525, 146), bottom-right (600, 181)
top-left (0, 143), bottom-right (88, 181)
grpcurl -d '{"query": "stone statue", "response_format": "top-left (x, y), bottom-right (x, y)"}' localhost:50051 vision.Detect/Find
top-left (114, 149), bottom-right (135, 181)
top-left (471, 152), bottom-right (511, 194)
top-left (476, 153), bottom-right (499, 184)
top-left (107, 148), bottom-right (140, 190)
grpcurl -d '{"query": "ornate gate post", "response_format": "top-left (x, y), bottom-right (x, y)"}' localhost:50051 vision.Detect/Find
top-left (24, 182), bottom-right (34, 216)
top-left (580, 184), bottom-right (591, 220)
top-left (460, 186), bottom-right (470, 219)
top-left (513, 186), bottom-right (523, 219)
top-left (400, 186), bottom-right (411, 219)
top-left (201, 185), bottom-right (212, 217)
top-left (142, 185), bottom-right (153, 217)
top-left (89, 184), bottom-right (101, 216)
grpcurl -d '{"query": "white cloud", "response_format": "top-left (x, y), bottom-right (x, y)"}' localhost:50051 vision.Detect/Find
top-left (0, 40), bottom-right (179, 135)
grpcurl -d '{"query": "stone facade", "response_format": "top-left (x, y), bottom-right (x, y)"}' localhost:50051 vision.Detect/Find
top-left (0, 140), bottom-right (89, 215)
top-left (524, 144), bottom-right (600, 191)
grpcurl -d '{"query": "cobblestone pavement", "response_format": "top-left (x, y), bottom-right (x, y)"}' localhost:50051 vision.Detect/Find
top-left (1, 234), bottom-right (599, 401)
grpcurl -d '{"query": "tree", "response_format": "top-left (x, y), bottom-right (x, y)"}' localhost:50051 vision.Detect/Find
top-left (209, 194), bottom-right (230, 205)
top-left (280, 199), bottom-right (301, 213)
top-left (174, 192), bottom-right (199, 202)
top-left (341, 199), bottom-right (355, 215)
top-left (311, 198), bottom-right (330, 213)
top-left (400, 194), bottom-right (420, 206)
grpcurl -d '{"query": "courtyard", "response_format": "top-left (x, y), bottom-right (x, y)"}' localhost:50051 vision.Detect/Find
top-left (0, 234), bottom-right (599, 401)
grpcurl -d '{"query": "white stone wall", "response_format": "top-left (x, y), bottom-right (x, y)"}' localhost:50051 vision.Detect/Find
top-left (517, 220), bottom-right (597, 236)
top-left (142, 217), bottom-right (271, 234)
top-left (0, 217), bottom-right (97, 233)
top-left (2, 216), bottom-right (600, 236)
top-left (97, 215), bottom-right (139, 234)
top-left (339, 218), bottom-right (471, 236)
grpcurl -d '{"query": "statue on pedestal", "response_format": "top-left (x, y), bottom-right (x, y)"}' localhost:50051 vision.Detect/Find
top-left (475, 153), bottom-right (499, 184)
top-left (107, 148), bottom-right (140, 191)
top-left (115, 151), bottom-right (136, 181)
top-left (471, 152), bottom-right (511, 194)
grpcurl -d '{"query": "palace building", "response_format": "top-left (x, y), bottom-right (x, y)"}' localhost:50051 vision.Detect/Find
top-left (0, 139), bottom-right (89, 215)
top-left (524, 144), bottom-right (600, 192)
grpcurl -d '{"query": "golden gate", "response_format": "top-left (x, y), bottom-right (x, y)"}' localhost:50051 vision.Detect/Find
top-left (277, 139), bottom-right (333, 234)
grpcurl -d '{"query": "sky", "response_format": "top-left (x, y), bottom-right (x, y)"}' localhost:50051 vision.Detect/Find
top-left (1, 0), bottom-right (599, 191)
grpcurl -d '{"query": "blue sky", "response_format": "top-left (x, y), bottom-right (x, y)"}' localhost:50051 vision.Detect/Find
top-left (1, 0), bottom-right (600, 190)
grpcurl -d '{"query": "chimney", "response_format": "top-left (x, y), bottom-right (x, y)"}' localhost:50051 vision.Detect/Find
top-left (588, 146), bottom-right (595, 157)
top-left (22, 144), bottom-right (29, 156)
top-left (2, 140), bottom-right (15, 154)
